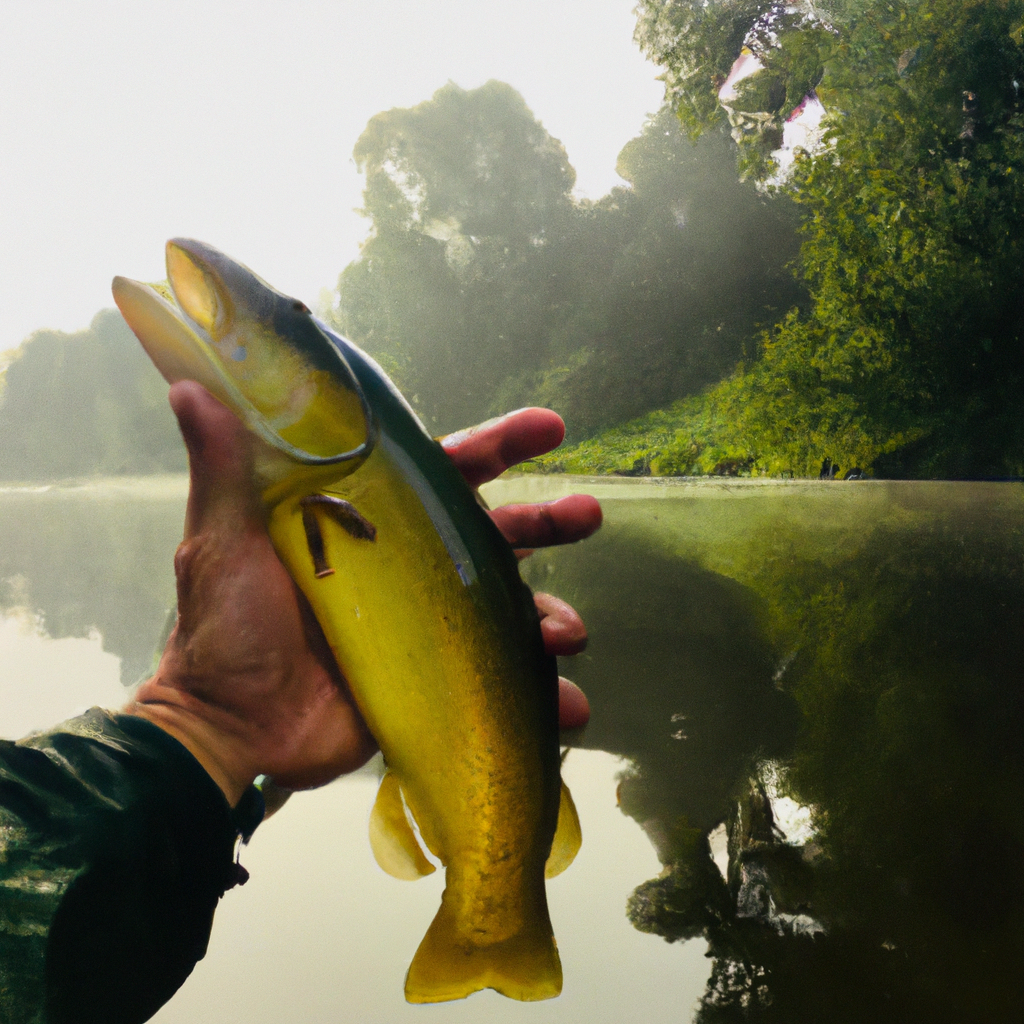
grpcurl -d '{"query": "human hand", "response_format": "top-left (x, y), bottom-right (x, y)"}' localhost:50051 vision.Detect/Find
top-left (439, 410), bottom-right (601, 729)
top-left (126, 385), bottom-right (599, 805)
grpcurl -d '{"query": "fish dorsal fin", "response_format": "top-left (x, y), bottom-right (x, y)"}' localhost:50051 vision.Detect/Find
top-left (545, 780), bottom-right (582, 879)
top-left (370, 771), bottom-right (436, 880)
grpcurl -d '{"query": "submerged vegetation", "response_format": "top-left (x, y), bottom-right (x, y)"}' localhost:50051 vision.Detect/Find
top-left (1, 0), bottom-right (1022, 479)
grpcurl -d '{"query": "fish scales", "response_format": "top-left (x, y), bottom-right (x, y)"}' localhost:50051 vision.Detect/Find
top-left (112, 238), bottom-right (580, 1003)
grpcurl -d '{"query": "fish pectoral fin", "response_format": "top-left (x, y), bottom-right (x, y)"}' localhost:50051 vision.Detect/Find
top-left (369, 771), bottom-right (436, 880)
top-left (300, 494), bottom-right (377, 578)
top-left (301, 494), bottom-right (376, 540)
top-left (301, 503), bottom-right (333, 578)
top-left (545, 780), bottom-right (582, 879)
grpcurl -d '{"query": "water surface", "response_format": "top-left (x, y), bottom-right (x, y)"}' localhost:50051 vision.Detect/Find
top-left (1, 476), bottom-right (1020, 1022)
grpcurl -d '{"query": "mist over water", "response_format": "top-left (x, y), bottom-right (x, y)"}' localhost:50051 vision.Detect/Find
top-left (1, 3), bottom-right (1023, 1018)
top-left (2, 477), bottom-right (1020, 1021)
top-left (0, 476), bottom-right (185, 687)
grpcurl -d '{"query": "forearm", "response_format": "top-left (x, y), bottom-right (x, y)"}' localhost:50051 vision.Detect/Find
top-left (0, 709), bottom-right (263, 1024)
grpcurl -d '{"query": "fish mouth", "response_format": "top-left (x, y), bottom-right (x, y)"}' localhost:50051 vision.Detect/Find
top-left (113, 239), bottom-right (373, 467)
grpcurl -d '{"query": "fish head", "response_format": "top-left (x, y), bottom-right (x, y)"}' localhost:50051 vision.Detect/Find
top-left (113, 239), bottom-right (373, 478)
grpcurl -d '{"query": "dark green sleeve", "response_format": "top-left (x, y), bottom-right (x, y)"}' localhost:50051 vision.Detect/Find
top-left (0, 708), bottom-right (263, 1024)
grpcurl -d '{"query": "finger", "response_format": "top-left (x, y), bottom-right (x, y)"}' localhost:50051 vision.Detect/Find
top-left (535, 592), bottom-right (587, 656)
top-left (169, 380), bottom-right (260, 539)
top-left (558, 677), bottom-right (590, 730)
top-left (441, 408), bottom-right (565, 487)
top-left (490, 494), bottom-right (603, 551)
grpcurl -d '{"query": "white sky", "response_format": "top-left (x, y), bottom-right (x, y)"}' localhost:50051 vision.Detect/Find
top-left (0, 0), bottom-right (665, 356)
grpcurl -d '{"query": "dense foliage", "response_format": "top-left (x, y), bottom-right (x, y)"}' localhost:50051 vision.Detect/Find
top-left (568, 0), bottom-right (1024, 478)
top-left (2, 4), bottom-right (1022, 480)
top-left (0, 311), bottom-right (183, 480)
top-left (331, 81), bottom-right (801, 439)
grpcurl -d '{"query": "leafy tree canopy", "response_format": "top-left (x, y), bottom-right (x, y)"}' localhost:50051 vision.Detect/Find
top-left (556, 0), bottom-right (1024, 477)
top-left (635, 0), bottom-right (872, 178)
top-left (334, 81), bottom-right (579, 433)
top-left (0, 310), bottom-right (184, 480)
top-left (333, 82), bottom-right (801, 438)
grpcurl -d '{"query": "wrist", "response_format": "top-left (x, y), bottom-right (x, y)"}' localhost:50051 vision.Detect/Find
top-left (124, 687), bottom-right (256, 807)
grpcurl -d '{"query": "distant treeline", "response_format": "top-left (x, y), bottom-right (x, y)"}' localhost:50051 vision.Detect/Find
top-left (3, 0), bottom-right (1023, 480)
top-left (0, 84), bottom-right (801, 478)
top-left (0, 311), bottom-right (184, 480)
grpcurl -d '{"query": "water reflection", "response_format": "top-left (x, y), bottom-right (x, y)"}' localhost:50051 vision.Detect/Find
top-left (521, 530), bottom-right (799, 943)
top-left (0, 478), bottom-right (184, 689)
top-left (512, 478), bottom-right (1024, 1023)
top-left (1, 477), bottom-right (1022, 1021)
top-left (0, 606), bottom-right (124, 738)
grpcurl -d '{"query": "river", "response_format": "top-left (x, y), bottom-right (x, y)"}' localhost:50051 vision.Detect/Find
top-left (1, 475), bottom-right (1020, 1023)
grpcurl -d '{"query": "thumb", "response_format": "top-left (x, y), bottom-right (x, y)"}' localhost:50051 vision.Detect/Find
top-left (169, 380), bottom-right (260, 538)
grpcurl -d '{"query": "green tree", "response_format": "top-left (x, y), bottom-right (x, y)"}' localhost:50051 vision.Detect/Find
top-left (333, 83), bottom-right (802, 439)
top-left (624, 0), bottom-right (1024, 477)
top-left (519, 108), bottom-right (803, 439)
top-left (634, 0), bottom-right (845, 178)
top-left (0, 310), bottom-right (184, 480)
top-left (333, 80), bottom-right (579, 434)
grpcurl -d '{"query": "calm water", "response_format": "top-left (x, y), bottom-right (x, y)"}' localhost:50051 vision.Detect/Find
top-left (1, 476), bottom-right (1021, 1023)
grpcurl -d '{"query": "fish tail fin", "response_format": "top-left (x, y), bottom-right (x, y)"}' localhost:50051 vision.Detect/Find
top-left (404, 898), bottom-right (562, 1003)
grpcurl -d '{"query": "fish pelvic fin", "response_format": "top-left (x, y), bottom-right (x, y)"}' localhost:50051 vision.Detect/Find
top-left (545, 780), bottom-right (582, 879)
top-left (369, 771), bottom-right (435, 880)
top-left (405, 896), bottom-right (562, 1003)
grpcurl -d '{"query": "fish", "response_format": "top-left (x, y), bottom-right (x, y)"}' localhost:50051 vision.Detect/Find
top-left (112, 239), bottom-right (581, 1003)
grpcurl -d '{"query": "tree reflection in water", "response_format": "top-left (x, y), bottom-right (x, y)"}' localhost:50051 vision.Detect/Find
top-left (0, 486), bottom-right (182, 687)
top-left (3, 483), bottom-right (1022, 1021)
top-left (522, 518), bottom-right (1024, 1023)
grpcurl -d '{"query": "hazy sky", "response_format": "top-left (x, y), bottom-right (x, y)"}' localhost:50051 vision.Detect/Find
top-left (0, 0), bottom-right (664, 357)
